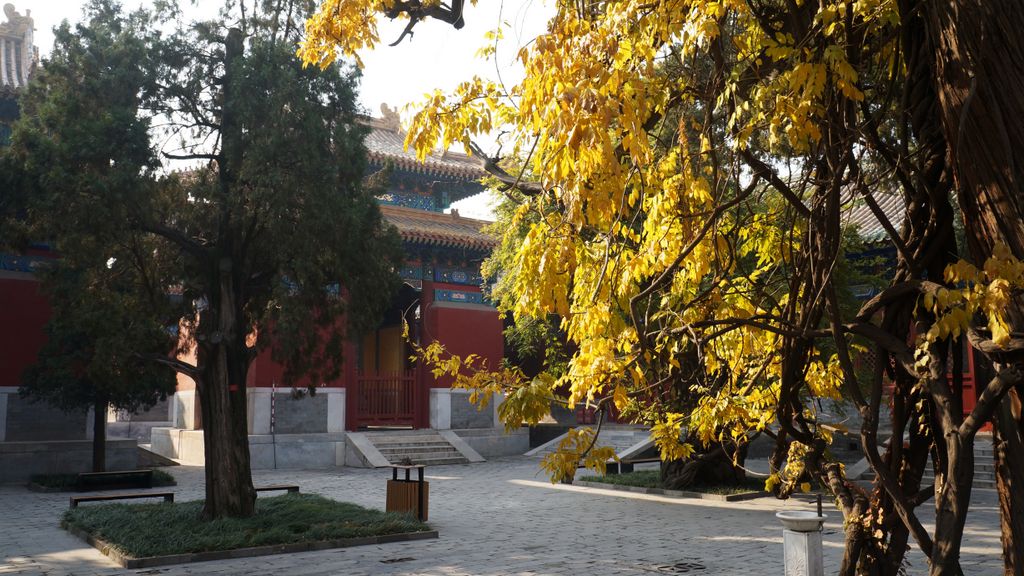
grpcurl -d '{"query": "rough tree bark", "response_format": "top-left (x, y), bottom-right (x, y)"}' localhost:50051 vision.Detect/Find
top-left (922, 1), bottom-right (1024, 572)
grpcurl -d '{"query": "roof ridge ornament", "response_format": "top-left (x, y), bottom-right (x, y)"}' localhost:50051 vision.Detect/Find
top-left (1, 3), bottom-right (36, 89)
top-left (380, 103), bottom-right (402, 134)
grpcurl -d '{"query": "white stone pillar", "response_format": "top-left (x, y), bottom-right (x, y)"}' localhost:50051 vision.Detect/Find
top-left (776, 511), bottom-right (827, 576)
top-left (247, 388), bottom-right (272, 435)
top-left (429, 388), bottom-right (452, 429)
top-left (492, 392), bottom-right (505, 429)
top-left (1, 40), bottom-right (8, 86)
top-left (84, 406), bottom-right (95, 440)
top-left (0, 389), bottom-right (8, 442)
top-left (326, 388), bottom-right (346, 433)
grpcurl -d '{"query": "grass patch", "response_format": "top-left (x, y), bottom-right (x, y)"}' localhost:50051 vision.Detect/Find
top-left (29, 469), bottom-right (176, 491)
top-left (578, 470), bottom-right (766, 495)
top-left (62, 494), bottom-right (430, 558)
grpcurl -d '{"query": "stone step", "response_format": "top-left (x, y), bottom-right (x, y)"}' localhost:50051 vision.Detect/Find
top-left (370, 436), bottom-right (449, 445)
top-left (378, 446), bottom-right (461, 456)
top-left (375, 440), bottom-right (452, 449)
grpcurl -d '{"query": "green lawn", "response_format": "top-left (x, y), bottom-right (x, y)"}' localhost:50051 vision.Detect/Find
top-left (62, 494), bottom-right (430, 558)
top-left (578, 470), bottom-right (767, 495)
top-left (30, 469), bottom-right (176, 490)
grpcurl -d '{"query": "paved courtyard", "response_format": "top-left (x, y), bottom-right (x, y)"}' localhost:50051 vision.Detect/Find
top-left (0, 457), bottom-right (1005, 575)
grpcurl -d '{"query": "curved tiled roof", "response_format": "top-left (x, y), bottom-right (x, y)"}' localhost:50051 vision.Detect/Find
top-left (380, 204), bottom-right (496, 251)
top-left (361, 115), bottom-right (488, 181)
top-left (842, 190), bottom-right (905, 244)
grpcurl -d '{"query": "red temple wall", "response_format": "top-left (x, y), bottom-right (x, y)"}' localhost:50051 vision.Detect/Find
top-left (0, 276), bottom-right (49, 387)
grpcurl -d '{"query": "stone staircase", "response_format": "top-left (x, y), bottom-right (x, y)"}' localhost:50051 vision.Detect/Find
top-left (526, 425), bottom-right (652, 460)
top-left (856, 435), bottom-right (997, 489)
top-left (347, 430), bottom-right (484, 467)
top-left (920, 440), bottom-right (996, 489)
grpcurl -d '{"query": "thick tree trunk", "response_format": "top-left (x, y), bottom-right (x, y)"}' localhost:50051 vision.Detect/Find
top-left (91, 397), bottom-right (107, 472)
top-left (922, 2), bottom-right (1024, 572)
top-left (192, 25), bottom-right (257, 520)
top-left (196, 311), bottom-right (256, 519)
top-left (660, 441), bottom-right (747, 490)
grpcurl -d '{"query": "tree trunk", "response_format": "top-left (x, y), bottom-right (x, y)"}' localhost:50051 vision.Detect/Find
top-left (993, 394), bottom-right (1024, 575)
top-left (196, 347), bottom-right (256, 519)
top-left (922, 2), bottom-right (1024, 572)
top-left (91, 396), bottom-right (107, 472)
top-left (661, 441), bottom-right (746, 490)
top-left (930, 432), bottom-right (973, 576)
top-left (192, 25), bottom-right (257, 520)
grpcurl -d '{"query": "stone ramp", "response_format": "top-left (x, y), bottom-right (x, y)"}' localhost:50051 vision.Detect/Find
top-left (137, 443), bottom-right (180, 467)
top-left (345, 429), bottom-right (483, 468)
top-left (525, 425), bottom-right (653, 460)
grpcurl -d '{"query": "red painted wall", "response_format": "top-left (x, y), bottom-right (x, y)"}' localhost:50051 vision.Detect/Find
top-left (246, 321), bottom-right (348, 389)
top-left (0, 276), bottom-right (50, 387)
top-left (421, 281), bottom-right (504, 388)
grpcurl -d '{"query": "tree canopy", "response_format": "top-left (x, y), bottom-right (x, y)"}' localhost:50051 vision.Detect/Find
top-left (6, 0), bottom-right (402, 518)
top-left (301, 1), bottom-right (1024, 574)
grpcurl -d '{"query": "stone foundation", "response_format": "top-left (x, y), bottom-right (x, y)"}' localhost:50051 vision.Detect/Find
top-left (0, 439), bottom-right (138, 484)
top-left (150, 427), bottom-right (347, 469)
top-left (453, 427), bottom-right (529, 458)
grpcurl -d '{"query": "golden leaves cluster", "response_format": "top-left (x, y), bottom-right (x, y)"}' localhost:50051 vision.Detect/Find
top-left (302, 0), bottom-right (904, 472)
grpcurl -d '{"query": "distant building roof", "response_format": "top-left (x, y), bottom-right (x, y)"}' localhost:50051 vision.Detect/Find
top-left (362, 104), bottom-right (488, 181)
top-left (380, 204), bottom-right (496, 251)
top-left (842, 190), bottom-right (905, 244)
top-left (1, 4), bottom-right (36, 91)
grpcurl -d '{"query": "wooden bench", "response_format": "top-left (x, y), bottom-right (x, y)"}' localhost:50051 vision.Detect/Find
top-left (77, 469), bottom-right (154, 491)
top-left (70, 491), bottom-right (173, 508)
top-left (607, 457), bottom-right (662, 475)
top-left (255, 484), bottom-right (299, 495)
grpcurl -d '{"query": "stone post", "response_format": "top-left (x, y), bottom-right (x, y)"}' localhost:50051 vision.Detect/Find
top-left (776, 510), bottom-right (827, 576)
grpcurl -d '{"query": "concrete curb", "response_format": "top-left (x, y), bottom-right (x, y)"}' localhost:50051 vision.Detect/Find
top-left (572, 480), bottom-right (769, 502)
top-left (63, 521), bottom-right (439, 569)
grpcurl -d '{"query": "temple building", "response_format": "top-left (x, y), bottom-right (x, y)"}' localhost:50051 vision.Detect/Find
top-left (0, 1), bottom-right (519, 473)
top-left (151, 109), bottom-right (524, 468)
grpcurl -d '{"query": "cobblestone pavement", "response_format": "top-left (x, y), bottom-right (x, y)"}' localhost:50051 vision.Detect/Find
top-left (0, 457), bottom-right (1004, 575)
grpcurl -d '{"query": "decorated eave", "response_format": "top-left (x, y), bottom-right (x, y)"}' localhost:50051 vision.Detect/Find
top-left (380, 204), bottom-right (497, 252)
top-left (361, 105), bottom-right (488, 182)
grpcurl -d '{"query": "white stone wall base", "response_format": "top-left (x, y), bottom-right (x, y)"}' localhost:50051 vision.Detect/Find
top-left (451, 427), bottom-right (530, 458)
top-left (149, 427), bottom-right (347, 470)
top-left (0, 439), bottom-right (138, 484)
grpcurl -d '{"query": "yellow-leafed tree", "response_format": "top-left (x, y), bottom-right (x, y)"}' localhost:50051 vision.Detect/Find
top-left (302, 2), bottom-right (1024, 574)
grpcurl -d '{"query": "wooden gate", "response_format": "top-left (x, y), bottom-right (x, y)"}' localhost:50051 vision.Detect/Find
top-left (355, 370), bottom-right (416, 427)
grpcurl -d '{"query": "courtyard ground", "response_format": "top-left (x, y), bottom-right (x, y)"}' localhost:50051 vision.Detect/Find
top-left (0, 457), bottom-right (1004, 575)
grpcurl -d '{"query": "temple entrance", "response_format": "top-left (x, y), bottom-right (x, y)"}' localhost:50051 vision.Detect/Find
top-left (350, 284), bottom-right (425, 429)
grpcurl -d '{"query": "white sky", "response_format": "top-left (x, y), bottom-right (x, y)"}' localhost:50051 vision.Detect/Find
top-left (22, 0), bottom-right (553, 219)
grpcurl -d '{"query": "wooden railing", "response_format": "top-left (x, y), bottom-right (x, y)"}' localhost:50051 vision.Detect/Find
top-left (355, 370), bottom-right (416, 427)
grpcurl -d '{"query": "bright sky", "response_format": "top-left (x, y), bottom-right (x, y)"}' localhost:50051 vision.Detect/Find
top-left (22, 0), bottom-right (553, 219)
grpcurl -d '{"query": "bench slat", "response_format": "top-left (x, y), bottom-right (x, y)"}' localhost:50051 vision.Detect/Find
top-left (70, 491), bottom-right (173, 508)
top-left (77, 470), bottom-right (154, 491)
top-left (255, 484), bottom-right (299, 494)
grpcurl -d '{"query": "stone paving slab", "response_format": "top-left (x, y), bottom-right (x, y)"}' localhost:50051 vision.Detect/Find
top-left (0, 457), bottom-right (1005, 575)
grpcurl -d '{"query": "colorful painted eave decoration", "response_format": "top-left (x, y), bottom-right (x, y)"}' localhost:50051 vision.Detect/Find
top-left (433, 289), bottom-right (488, 306)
